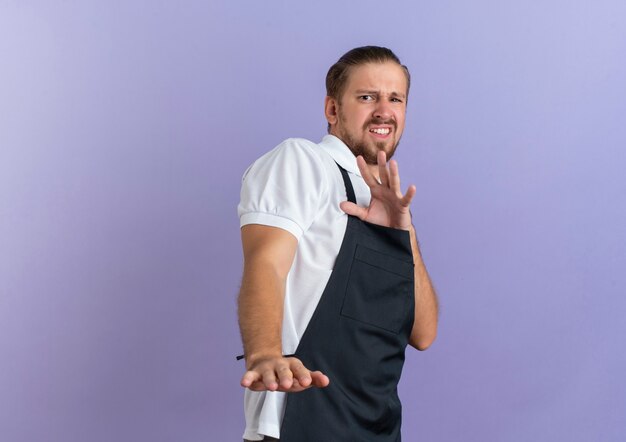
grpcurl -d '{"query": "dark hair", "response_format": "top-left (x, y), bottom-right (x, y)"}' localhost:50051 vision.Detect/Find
top-left (325, 46), bottom-right (411, 101)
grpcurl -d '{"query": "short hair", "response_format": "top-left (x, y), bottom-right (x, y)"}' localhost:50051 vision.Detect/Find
top-left (325, 46), bottom-right (411, 102)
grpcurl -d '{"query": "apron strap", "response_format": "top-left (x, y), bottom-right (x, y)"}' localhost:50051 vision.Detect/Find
top-left (335, 162), bottom-right (356, 204)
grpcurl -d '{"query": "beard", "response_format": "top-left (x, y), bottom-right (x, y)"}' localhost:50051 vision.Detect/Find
top-left (336, 116), bottom-right (401, 165)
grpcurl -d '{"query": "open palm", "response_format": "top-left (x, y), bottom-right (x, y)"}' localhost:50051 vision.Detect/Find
top-left (340, 151), bottom-right (415, 230)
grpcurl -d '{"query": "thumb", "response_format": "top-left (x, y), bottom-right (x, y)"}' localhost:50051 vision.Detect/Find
top-left (340, 201), bottom-right (367, 220)
top-left (309, 371), bottom-right (330, 388)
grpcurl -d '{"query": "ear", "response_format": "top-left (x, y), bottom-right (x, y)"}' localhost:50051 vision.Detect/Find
top-left (324, 96), bottom-right (339, 126)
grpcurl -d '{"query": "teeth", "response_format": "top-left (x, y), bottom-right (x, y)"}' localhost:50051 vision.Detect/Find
top-left (370, 128), bottom-right (390, 135)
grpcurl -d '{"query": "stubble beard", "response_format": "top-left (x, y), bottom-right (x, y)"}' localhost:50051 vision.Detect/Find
top-left (336, 116), bottom-right (401, 165)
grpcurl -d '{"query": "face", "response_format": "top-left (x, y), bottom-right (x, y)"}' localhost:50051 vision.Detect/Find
top-left (326, 61), bottom-right (408, 165)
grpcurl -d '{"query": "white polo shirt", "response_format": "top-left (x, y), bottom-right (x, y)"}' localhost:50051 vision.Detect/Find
top-left (238, 135), bottom-right (371, 440)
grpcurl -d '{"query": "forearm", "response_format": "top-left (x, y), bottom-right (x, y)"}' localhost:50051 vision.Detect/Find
top-left (408, 225), bottom-right (439, 350)
top-left (237, 224), bottom-right (298, 368)
top-left (238, 261), bottom-right (286, 368)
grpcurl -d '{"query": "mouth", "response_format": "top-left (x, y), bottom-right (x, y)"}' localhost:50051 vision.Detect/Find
top-left (368, 126), bottom-right (392, 138)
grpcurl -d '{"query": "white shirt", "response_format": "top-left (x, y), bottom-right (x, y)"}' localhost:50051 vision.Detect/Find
top-left (238, 135), bottom-right (371, 440)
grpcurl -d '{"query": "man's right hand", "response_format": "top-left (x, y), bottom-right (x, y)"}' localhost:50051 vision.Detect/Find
top-left (241, 355), bottom-right (330, 392)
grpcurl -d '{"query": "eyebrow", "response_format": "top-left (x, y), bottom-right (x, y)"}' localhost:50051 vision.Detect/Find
top-left (354, 89), bottom-right (407, 99)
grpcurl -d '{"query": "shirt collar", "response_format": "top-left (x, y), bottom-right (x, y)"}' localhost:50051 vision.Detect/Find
top-left (319, 134), bottom-right (361, 177)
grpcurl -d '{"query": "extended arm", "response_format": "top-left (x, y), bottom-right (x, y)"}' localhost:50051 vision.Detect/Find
top-left (238, 224), bottom-right (330, 392)
top-left (340, 152), bottom-right (438, 350)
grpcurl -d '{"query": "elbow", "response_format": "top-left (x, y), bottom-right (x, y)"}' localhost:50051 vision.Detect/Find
top-left (412, 339), bottom-right (435, 351)
top-left (410, 330), bottom-right (437, 351)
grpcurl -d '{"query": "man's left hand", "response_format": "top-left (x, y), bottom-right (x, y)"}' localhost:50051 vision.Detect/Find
top-left (340, 151), bottom-right (415, 230)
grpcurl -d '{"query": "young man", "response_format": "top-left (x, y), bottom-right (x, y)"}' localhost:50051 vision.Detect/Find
top-left (237, 46), bottom-right (439, 441)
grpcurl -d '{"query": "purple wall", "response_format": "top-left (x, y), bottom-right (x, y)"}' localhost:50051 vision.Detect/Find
top-left (1, 1), bottom-right (625, 441)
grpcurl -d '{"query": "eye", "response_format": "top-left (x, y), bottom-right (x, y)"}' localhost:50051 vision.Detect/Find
top-left (391, 97), bottom-right (403, 103)
top-left (358, 95), bottom-right (374, 101)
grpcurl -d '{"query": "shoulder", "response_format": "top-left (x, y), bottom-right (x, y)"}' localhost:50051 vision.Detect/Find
top-left (238, 137), bottom-right (331, 239)
top-left (255, 137), bottom-right (322, 164)
top-left (242, 137), bottom-right (330, 181)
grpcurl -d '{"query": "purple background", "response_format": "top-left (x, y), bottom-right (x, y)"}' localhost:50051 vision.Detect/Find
top-left (1, 1), bottom-right (625, 441)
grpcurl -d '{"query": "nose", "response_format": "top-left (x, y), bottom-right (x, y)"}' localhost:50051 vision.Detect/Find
top-left (373, 99), bottom-right (392, 121)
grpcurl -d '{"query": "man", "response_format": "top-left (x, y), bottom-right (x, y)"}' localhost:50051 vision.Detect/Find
top-left (237, 46), bottom-right (438, 441)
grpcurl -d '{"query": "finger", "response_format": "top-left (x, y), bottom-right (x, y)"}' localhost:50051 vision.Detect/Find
top-left (248, 380), bottom-right (270, 391)
top-left (276, 364), bottom-right (294, 390)
top-left (356, 156), bottom-right (379, 188)
top-left (339, 201), bottom-right (368, 220)
top-left (389, 159), bottom-right (402, 195)
top-left (261, 369), bottom-right (279, 391)
top-left (400, 184), bottom-right (416, 206)
top-left (377, 151), bottom-right (389, 187)
top-left (309, 371), bottom-right (330, 388)
top-left (290, 361), bottom-right (312, 388)
top-left (287, 369), bottom-right (328, 392)
top-left (241, 370), bottom-right (261, 388)
top-left (281, 378), bottom-right (310, 393)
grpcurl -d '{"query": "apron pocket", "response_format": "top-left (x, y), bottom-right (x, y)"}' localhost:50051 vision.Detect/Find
top-left (340, 245), bottom-right (413, 334)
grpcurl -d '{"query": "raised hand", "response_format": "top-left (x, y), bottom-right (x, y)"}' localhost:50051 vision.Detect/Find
top-left (241, 355), bottom-right (330, 393)
top-left (340, 151), bottom-right (416, 230)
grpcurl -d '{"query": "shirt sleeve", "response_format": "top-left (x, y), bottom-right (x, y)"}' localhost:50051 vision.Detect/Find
top-left (238, 138), bottom-right (328, 241)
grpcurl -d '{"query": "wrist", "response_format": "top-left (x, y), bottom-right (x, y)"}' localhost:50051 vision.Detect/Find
top-left (408, 223), bottom-right (417, 239)
top-left (245, 349), bottom-right (283, 368)
top-left (408, 225), bottom-right (421, 254)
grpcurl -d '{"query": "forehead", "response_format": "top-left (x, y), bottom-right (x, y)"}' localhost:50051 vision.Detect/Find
top-left (343, 62), bottom-right (408, 96)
